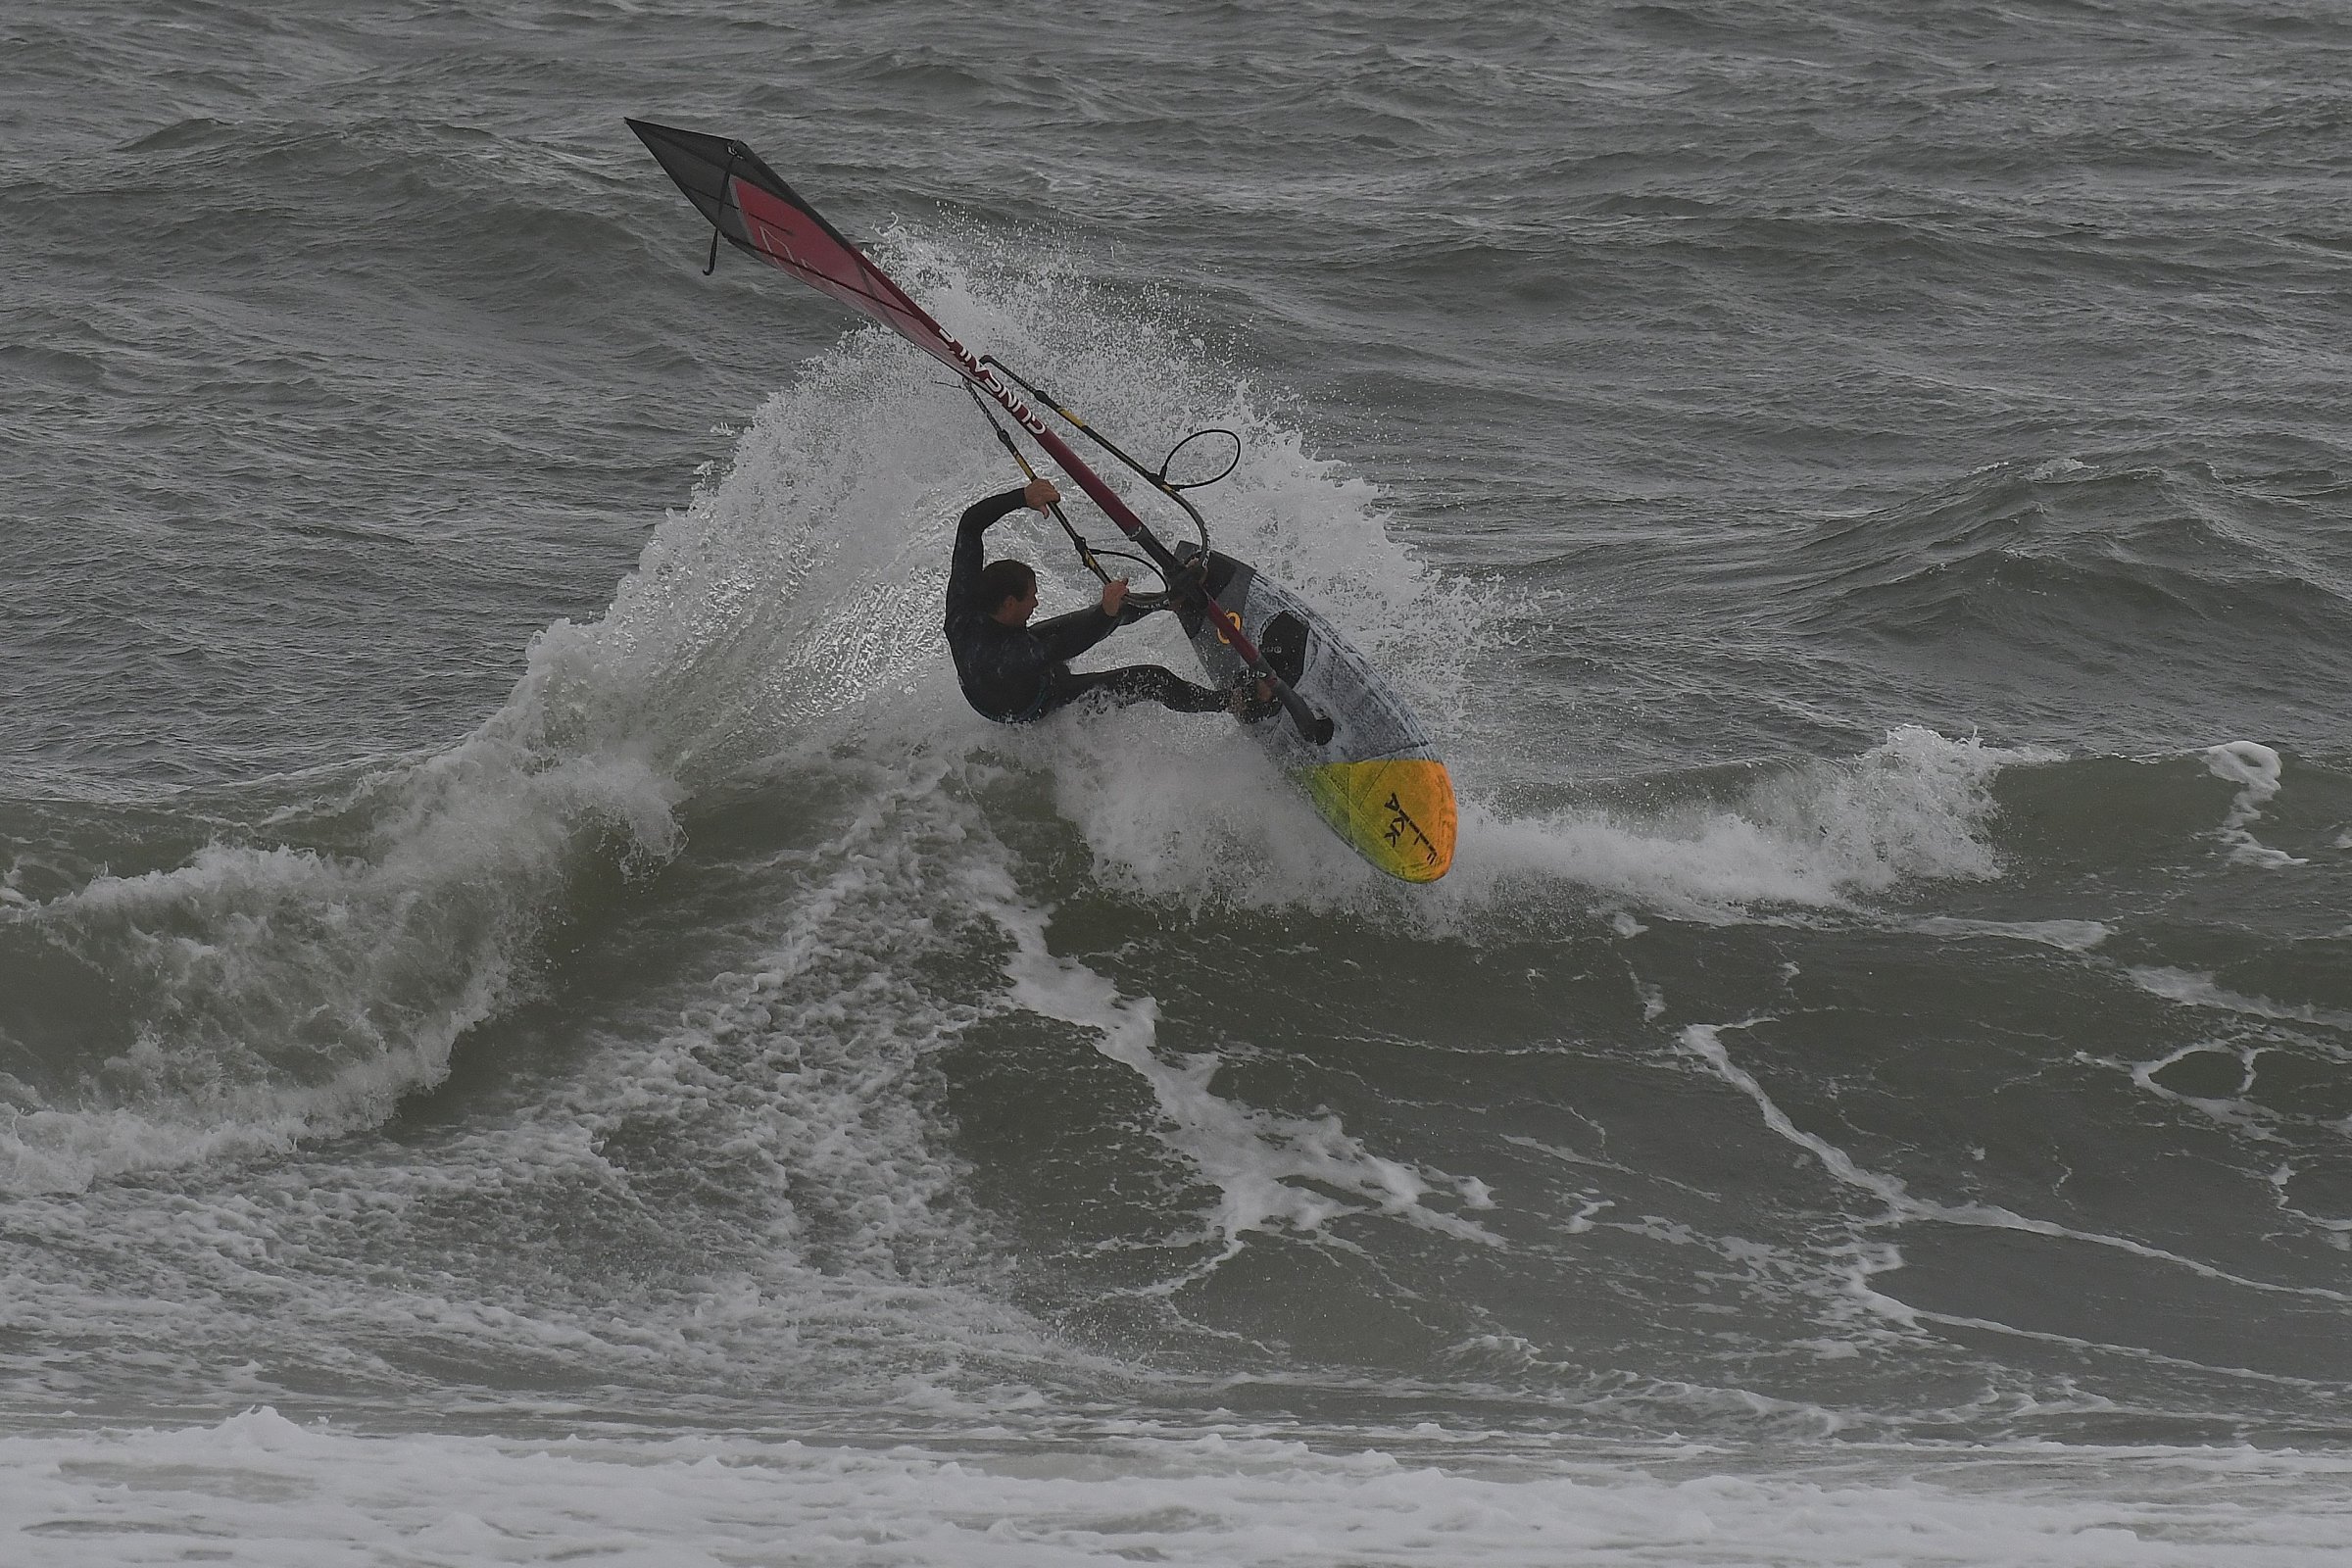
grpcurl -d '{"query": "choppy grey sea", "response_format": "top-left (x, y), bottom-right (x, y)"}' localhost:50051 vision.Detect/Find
top-left (7, 2), bottom-right (2352, 1561)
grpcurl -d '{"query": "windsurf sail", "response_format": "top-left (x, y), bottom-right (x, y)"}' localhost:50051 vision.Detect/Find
top-left (626, 121), bottom-right (972, 385)
top-left (624, 118), bottom-right (1331, 744)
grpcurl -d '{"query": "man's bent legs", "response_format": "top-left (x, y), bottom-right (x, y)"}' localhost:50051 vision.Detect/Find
top-left (1042, 664), bottom-right (1229, 716)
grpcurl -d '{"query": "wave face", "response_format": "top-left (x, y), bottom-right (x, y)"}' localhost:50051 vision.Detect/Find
top-left (7, 0), bottom-right (2352, 1561)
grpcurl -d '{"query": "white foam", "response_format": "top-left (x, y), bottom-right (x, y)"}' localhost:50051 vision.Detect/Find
top-left (989, 895), bottom-right (1497, 1276)
top-left (1907, 915), bottom-right (2113, 951)
top-left (1425, 727), bottom-right (2044, 922)
top-left (1, 741), bottom-right (677, 1194)
top-left (0, 749), bottom-right (1157, 1405)
top-left (2028, 457), bottom-right (2094, 481)
top-left (500, 758), bottom-right (1094, 1382)
top-left (2203, 741), bottom-right (2308, 868)
top-left (2121, 1042), bottom-right (2282, 1143)
top-left (1677, 1022), bottom-right (2352, 1308)
top-left (5, 1409), bottom-right (2349, 1566)
top-left (1026, 720), bottom-right (2047, 928)
top-left (2128, 967), bottom-right (2352, 1042)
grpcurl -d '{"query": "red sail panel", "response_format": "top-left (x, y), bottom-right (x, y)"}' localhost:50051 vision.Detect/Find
top-left (724, 180), bottom-right (968, 380)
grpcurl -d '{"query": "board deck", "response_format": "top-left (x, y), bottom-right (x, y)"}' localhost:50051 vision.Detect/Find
top-left (1182, 552), bottom-right (1456, 882)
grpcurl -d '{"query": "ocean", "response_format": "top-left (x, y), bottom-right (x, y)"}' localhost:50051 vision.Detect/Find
top-left (6, 1), bottom-right (2352, 1561)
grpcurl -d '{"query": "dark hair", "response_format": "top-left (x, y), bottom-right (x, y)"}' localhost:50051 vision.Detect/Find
top-left (979, 559), bottom-right (1035, 612)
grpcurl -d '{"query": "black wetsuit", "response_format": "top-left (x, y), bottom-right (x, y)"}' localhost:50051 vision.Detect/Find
top-left (944, 488), bottom-right (1230, 723)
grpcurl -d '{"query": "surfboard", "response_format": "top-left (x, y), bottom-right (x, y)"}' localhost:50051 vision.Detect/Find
top-left (1183, 551), bottom-right (1455, 882)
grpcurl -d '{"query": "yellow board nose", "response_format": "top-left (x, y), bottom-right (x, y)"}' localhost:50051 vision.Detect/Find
top-left (1299, 758), bottom-right (1457, 882)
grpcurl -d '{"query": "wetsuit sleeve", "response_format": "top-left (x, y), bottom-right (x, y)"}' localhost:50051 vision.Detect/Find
top-left (944, 488), bottom-right (1033, 626)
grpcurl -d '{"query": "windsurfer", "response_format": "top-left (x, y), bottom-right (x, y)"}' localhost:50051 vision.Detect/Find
top-left (945, 478), bottom-right (1274, 724)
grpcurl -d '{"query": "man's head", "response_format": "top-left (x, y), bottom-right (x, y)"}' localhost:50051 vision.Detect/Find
top-left (982, 559), bottom-right (1039, 626)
